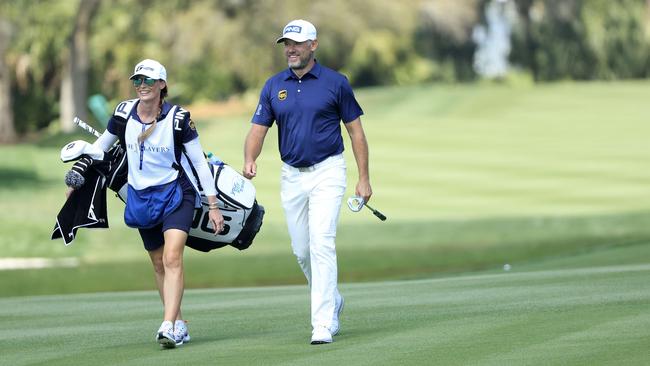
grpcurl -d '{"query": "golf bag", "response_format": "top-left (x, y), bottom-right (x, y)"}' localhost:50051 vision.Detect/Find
top-left (113, 156), bottom-right (264, 251)
top-left (57, 140), bottom-right (264, 252)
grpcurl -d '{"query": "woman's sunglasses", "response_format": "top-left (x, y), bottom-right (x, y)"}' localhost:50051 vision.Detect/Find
top-left (133, 77), bottom-right (157, 87)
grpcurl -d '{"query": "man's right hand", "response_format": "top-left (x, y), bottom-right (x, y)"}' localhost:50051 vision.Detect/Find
top-left (243, 124), bottom-right (269, 180)
top-left (243, 161), bottom-right (257, 179)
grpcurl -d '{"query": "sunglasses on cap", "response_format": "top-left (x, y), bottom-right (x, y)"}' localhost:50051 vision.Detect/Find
top-left (132, 77), bottom-right (157, 87)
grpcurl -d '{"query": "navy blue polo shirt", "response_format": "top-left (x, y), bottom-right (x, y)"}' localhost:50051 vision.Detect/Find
top-left (252, 61), bottom-right (363, 167)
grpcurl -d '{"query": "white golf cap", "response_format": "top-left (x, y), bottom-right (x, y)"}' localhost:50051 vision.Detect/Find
top-left (276, 19), bottom-right (317, 43)
top-left (129, 59), bottom-right (167, 81)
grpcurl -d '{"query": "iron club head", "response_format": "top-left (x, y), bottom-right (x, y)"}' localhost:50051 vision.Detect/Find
top-left (347, 196), bottom-right (387, 221)
top-left (347, 196), bottom-right (365, 212)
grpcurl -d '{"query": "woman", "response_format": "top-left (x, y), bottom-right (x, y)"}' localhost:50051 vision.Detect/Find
top-left (89, 59), bottom-right (224, 348)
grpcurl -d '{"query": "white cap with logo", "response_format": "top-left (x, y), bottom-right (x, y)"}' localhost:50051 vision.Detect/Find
top-left (129, 59), bottom-right (167, 81)
top-left (276, 19), bottom-right (317, 44)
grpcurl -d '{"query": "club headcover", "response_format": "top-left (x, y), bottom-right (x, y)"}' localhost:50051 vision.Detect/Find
top-left (65, 170), bottom-right (86, 189)
top-left (60, 140), bottom-right (105, 162)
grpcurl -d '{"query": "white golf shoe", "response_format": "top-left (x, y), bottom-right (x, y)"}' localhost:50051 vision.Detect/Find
top-left (329, 294), bottom-right (345, 336)
top-left (174, 320), bottom-right (190, 346)
top-left (156, 320), bottom-right (176, 349)
top-left (311, 326), bottom-right (333, 345)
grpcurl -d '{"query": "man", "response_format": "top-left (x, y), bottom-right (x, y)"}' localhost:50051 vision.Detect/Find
top-left (243, 19), bottom-right (373, 345)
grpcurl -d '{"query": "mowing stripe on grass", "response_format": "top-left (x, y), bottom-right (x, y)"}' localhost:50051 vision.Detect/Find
top-left (1, 257), bottom-right (648, 366)
top-left (0, 257), bottom-right (79, 270)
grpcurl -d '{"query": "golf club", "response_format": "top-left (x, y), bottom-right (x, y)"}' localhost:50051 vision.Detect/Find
top-left (73, 117), bottom-right (101, 138)
top-left (364, 203), bottom-right (387, 221)
top-left (347, 196), bottom-right (387, 221)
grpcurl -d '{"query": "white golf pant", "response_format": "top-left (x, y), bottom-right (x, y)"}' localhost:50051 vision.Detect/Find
top-left (281, 154), bottom-right (346, 331)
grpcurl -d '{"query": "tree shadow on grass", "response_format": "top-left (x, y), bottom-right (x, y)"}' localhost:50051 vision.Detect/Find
top-left (0, 167), bottom-right (49, 189)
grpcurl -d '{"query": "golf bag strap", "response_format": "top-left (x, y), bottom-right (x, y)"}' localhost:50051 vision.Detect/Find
top-left (110, 98), bottom-right (136, 150)
top-left (171, 107), bottom-right (204, 191)
top-left (113, 98), bottom-right (138, 120)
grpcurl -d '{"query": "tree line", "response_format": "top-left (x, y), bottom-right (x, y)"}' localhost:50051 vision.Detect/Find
top-left (1, 0), bottom-right (649, 143)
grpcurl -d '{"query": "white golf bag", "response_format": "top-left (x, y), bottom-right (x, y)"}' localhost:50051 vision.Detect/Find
top-left (60, 141), bottom-right (264, 252)
top-left (114, 161), bottom-right (264, 251)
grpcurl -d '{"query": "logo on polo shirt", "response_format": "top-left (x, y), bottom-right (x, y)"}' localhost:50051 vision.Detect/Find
top-left (278, 90), bottom-right (287, 101)
top-left (284, 25), bottom-right (302, 34)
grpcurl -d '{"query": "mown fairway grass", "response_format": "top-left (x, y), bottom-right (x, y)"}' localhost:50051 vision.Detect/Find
top-left (2, 242), bottom-right (649, 365)
top-left (1, 81), bottom-right (649, 296)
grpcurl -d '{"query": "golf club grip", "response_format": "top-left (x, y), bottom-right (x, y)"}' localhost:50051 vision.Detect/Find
top-left (73, 117), bottom-right (101, 138)
top-left (372, 210), bottom-right (387, 221)
top-left (366, 205), bottom-right (387, 221)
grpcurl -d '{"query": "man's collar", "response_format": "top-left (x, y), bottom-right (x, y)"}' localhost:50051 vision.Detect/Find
top-left (284, 60), bottom-right (321, 80)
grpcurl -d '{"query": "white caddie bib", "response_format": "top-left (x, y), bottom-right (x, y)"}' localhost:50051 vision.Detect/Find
top-left (124, 106), bottom-right (179, 190)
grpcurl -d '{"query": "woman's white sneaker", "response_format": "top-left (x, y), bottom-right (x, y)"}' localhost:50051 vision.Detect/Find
top-left (156, 320), bottom-right (176, 349)
top-left (174, 320), bottom-right (190, 345)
